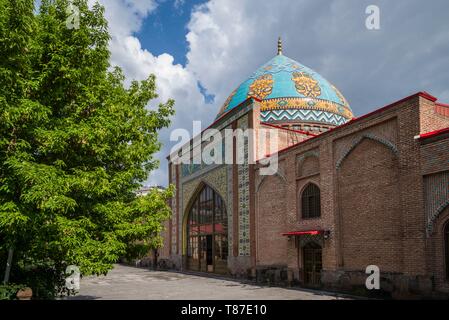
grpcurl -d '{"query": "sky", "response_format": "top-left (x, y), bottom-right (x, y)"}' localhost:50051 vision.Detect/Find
top-left (52, 0), bottom-right (449, 186)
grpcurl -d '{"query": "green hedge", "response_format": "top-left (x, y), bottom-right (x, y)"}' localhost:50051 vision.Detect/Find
top-left (0, 284), bottom-right (26, 300)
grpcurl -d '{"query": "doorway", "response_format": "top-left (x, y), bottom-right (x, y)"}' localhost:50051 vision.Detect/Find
top-left (303, 242), bottom-right (322, 287)
top-left (206, 235), bottom-right (213, 271)
top-left (186, 185), bottom-right (228, 274)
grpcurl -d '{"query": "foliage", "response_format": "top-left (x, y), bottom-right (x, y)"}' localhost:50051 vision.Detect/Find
top-left (0, 0), bottom-right (175, 299)
top-left (0, 284), bottom-right (26, 300)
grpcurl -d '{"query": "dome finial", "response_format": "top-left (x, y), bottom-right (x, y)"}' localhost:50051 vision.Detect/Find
top-left (277, 36), bottom-right (282, 55)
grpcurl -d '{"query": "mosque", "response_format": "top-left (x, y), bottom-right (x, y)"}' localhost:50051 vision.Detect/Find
top-left (160, 39), bottom-right (449, 298)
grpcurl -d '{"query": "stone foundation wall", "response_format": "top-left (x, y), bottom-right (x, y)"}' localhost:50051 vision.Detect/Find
top-left (253, 265), bottom-right (444, 299)
top-left (228, 256), bottom-right (253, 278)
top-left (320, 269), bottom-right (438, 299)
top-left (255, 265), bottom-right (290, 286)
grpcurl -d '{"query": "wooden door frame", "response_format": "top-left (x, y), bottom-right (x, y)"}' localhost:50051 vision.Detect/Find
top-left (302, 242), bottom-right (322, 287)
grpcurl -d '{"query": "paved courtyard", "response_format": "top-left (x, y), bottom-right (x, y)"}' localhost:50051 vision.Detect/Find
top-left (69, 264), bottom-right (350, 300)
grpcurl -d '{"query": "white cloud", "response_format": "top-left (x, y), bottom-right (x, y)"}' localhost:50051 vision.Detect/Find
top-left (93, 0), bottom-right (449, 186)
top-left (90, 0), bottom-right (213, 186)
top-left (89, 0), bottom-right (157, 36)
top-left (185, 0), bottom-right (449, 110)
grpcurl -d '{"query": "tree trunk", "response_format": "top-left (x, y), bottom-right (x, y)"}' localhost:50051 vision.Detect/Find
top-left (3, 247), bottom-right (14, 284)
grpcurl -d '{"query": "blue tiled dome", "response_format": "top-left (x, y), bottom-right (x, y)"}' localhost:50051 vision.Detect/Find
top-left (217, 52), bottom-right (353, 126)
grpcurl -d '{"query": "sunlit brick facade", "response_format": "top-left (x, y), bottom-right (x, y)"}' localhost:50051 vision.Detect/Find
top-left (160, 47), bottom-right (449, 298)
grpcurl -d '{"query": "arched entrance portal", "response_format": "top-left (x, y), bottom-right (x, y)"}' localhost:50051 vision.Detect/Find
top-left (186, 185), bottom-right (228, 274)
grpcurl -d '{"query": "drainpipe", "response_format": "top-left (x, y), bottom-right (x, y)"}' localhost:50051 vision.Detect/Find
top-left (3, 247), bottom-right (14, 284)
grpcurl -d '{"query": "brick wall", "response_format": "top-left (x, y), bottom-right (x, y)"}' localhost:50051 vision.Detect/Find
top-left (337, 138), bottom-right (402, 272)
top-left (420, 137), bottom-right (449, 175)
top-left (161, 92), bottom-right (449, 297)
top-left (419, 96), bottom-right (449, 134)
top-left (420, 131), bottom-right (449, 293)
top-left (254, 93), bottom-right (448, 296)
top-left (256, 172), bottom-right (288, 266)
top-left (428, 207), bottom-right (449, 292)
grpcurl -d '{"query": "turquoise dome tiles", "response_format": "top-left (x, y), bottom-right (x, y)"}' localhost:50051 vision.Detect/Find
top-left (217, 53), bottom-right (354, 126)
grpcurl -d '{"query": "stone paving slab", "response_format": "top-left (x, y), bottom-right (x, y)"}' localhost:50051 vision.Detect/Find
top-left (68, 264), bottom-right (351, 300)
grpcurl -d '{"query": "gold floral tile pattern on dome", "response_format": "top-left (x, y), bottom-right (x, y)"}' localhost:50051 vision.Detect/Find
top-left (260, 97), bottom-right (354, 120)
top-left (292, 72), bottom-right (321, 98)
top-left (215, 53), bottom-right (353, 122)
top-left (248, 74), bottom-right (273, 100)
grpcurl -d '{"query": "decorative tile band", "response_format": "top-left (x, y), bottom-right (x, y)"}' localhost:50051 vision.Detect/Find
top-left (237, 115), bottom-right (251, 256)
top-left (261, 109), bottom-right (348, 126)
top-left (171, 165), bottom-right (177, 255)
top-left (261, 97), bottom-right (353, 120)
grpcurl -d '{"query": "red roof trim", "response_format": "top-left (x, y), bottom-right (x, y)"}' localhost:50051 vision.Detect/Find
top-left (251, 96), bottom-right (263, 103)
top-left (258, 91), bottom-right (438, 161)
top-left (260, 122), bottom-right (317, 137)
top-left (420, 91), bottom-right (438, 102)
top-left (418, 127), bottom-right (449, 140)
top-left (282, 230), bottom-right (324, 236)
top-left (436, 102), bottom-right (449, 108)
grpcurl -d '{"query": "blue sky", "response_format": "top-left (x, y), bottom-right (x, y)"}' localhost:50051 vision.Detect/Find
top-left (135, 0), bottom-right (215, 104)
top-left (34, 0), bottom-right (449, 187)
top-left (136, 0), bottom-right (207, 66)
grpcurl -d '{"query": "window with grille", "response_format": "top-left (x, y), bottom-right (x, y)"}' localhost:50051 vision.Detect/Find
top-left (301, 183), bottom-right (321, 219)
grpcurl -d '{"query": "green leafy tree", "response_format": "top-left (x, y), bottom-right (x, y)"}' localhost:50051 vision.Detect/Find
top-left (0, 0), bottom-right (174, 298)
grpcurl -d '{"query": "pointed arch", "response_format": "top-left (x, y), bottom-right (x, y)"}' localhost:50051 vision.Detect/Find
top-left (444, 220), bottom-right (449, 279)
top-left (427, 200), bottom-right (449, 236)
top-left (299, 182), bottom-right (321, 219)
top-left (336, 133), bottom-right (398, 169)
top-left (336, 135), bottom-right (401, 271)
top-left (182, 181), bottom-right (227, 255)
top-left (297, 150), bottom-right (320, 177)
top-left (182, 182), bottom-right (228, 274)
top-left (256, 168), bottom-right (287, 193)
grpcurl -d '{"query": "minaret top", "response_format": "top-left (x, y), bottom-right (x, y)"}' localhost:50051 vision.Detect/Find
top-left (277, 37), bottom-right (282, 55)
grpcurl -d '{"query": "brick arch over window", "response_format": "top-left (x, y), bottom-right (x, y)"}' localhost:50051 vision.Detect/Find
top-left (337, 138), bottom-right (401, 272)
top-left (300, 183), bottom-right (321, 219)
top-left (336, 134), bottom-right (398, 169)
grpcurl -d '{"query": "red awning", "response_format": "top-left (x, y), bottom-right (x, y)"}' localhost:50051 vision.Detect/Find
top-left (281, 230), bottom-right (323, 236)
